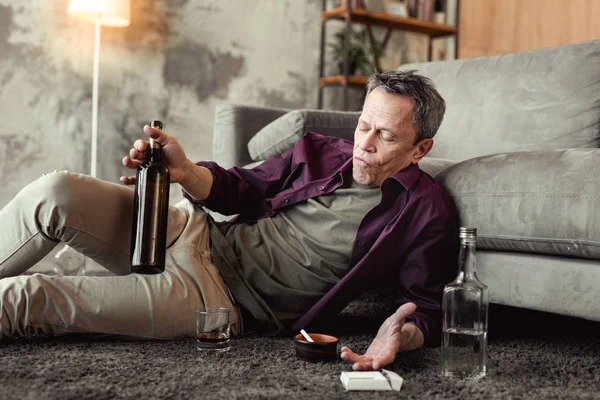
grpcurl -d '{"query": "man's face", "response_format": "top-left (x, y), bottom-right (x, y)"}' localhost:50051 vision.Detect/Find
top-left (352, 89), bottom-right (432, 187)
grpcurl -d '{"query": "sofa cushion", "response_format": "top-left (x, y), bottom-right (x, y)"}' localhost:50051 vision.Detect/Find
top-left (437, 148), bottom-right (600, 260)
top-left (402, 40), bottom-right (600, 161)
top-left (248, 109), bottom-right (360, 161)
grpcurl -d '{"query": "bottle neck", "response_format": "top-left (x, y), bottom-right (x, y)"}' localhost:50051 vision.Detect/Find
top-left (457, 240), bottom-right (477, 281)
top-left (149, 139), bottom-right (162, 162)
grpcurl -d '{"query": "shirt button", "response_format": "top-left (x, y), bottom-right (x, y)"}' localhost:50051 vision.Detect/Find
top-left (284, 198), bottom-right (290, 203)
top-left (319, 185), bottom-right (325, 191)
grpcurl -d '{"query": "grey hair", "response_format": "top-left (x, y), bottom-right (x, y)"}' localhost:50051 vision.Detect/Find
top-left (366, 70), bottom-right (446, 143)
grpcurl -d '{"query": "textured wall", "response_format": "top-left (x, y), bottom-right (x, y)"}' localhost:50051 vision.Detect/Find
top-left (0, 0), bottom-right (325, 208)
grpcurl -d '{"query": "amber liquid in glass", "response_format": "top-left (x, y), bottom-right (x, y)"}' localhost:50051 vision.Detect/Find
top-left (130, 122), bottom-right (170, 274)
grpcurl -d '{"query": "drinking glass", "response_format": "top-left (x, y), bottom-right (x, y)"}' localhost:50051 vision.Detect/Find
top-left (196, 308), bottom-right (231, 352)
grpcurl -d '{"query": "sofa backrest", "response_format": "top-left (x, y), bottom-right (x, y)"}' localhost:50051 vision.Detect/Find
top-left (402, 40), bottom-right (600, 161)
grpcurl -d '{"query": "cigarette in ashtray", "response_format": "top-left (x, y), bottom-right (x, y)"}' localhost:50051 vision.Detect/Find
top-left (300, 329), bottom-right (314, 342)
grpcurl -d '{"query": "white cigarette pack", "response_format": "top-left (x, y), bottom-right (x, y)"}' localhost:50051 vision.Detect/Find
top-left (340, 369), bottom-right (403, 391)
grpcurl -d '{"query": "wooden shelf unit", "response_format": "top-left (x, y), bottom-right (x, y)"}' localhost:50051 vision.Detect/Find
top-left (322, 6), bottom-right (456, 38)
top-left (317, 1), bottom-right (460, 111)
top-left (319, 75), bottom-right (369, 88)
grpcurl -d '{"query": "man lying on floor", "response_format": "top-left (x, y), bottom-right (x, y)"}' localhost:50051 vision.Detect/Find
top-left (0, 70), bottom-right (458, 371)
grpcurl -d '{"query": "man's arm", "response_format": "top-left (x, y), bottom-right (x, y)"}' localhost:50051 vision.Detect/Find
top-left (178, 162), bottom-right (214, 201)
top-left (120, 123), bottom-right (297, 218)
top-left (340, 302), bottom-right (424, 371)
top-left (183, 149), bottom-right (295, 218)
top-left (340, 195), bottom-right (459, 370)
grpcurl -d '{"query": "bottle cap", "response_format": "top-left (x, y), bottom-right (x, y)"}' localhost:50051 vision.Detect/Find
top-left (459, 227), bottom-right (477, 239)
top-left (151, 120), bottom-right (163, 130)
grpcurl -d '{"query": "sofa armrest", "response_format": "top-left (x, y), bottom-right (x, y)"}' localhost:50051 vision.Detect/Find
top-left (212, 104), bottom-right (290, 168)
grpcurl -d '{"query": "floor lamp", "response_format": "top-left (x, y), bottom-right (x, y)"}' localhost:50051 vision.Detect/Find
top-left (67, 0), bottom-right (131, 178)
top-left (54, 0), bottom-right (131, 274)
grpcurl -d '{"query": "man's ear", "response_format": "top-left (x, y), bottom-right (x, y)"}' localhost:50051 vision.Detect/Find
top-left (411, 139), bottom-right (434, 164)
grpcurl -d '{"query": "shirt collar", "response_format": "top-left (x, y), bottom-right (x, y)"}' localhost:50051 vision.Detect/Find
top-left (387, 163), bottom-right (421, 190)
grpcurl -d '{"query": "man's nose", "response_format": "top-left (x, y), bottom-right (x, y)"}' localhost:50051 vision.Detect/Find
top-left (359, 130), bottom-right (377, 152)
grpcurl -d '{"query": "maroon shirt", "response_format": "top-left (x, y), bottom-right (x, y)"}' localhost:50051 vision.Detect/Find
top-left (184, 132), bottom-right (458, 345)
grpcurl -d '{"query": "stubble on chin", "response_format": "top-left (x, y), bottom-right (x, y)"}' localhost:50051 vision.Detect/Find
top-left (352, 162), bottom-right (369, 185)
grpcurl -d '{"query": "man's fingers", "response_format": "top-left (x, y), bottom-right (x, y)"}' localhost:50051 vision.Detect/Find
top-left (340, 346), bottom-right (358, 362)
top-left (133, 139), bottom-right (149, 152)
top-left (352, 361), bottom-right (374, 371)
top-left (122, 156), bottom-right (141, 171)
top-left (129, 147), bottom-right (146, 162)
top-left (340, 346), bottom-right (376, 371)
top-left (340, 347), bottom-right (362, 363)
top-left (119, 176), bottom-right (136, 185)
top-left (340, 346), bottom-right (374, 367)
top-left (143, 125), bottom-right (170, 146)
top-left (371, 359), bottom-right (386, 371)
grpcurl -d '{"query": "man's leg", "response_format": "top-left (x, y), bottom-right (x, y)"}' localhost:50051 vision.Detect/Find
top-left (0, 170), bottom-right (186, 277)
top-left (0, 171), bottom-right (238, 339)
top-left (0, 239), bottom-right (238, 339)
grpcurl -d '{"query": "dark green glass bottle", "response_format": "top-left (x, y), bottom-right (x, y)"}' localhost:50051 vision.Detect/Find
top-left (130, 120), bottom-right (170, 274)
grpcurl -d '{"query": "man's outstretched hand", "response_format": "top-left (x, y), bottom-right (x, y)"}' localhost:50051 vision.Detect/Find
top-left (340, 302), bottom-right (422, 371)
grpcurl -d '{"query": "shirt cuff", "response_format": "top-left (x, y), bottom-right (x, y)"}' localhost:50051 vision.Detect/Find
top-left (406, 311), bottom-right (441, 347)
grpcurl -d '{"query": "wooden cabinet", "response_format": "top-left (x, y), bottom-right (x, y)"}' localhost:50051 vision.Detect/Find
top-left (318, 1), bottom-right (459, 110)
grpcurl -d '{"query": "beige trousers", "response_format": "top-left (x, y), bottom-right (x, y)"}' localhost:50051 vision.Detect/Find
top-left (0, 171), bottom-right (239, 339)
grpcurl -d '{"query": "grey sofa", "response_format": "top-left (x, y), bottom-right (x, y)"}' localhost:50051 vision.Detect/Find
top-left (210, 40), bottom-right (600, 323)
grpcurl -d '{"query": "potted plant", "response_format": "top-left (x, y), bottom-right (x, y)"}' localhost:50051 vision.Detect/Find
top-left (329, 29), bottom-right (383, 76)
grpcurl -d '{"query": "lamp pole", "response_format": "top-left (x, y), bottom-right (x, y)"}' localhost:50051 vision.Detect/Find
top-left (91, 19), bottom-right (101, 178)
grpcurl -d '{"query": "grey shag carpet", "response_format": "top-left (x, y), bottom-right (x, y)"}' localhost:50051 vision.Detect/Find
top-left (1, 301), bottom-right (599, 400)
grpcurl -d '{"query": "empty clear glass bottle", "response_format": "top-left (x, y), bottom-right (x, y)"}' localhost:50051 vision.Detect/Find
top-left (442, 227), bottom-right (488, 379)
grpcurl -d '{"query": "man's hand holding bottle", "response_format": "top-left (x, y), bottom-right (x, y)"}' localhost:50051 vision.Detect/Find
top-left (121, 124), bottom-right (213, 201)
top-left (121, 124), bottom-right (192, 185)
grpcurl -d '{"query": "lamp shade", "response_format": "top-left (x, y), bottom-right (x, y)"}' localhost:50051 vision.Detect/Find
top-left (68, 0), bottom-right (131, 27)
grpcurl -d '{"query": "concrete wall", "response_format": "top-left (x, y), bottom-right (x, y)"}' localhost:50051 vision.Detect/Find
top-left (0, 0), bottom-right (327, 208)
